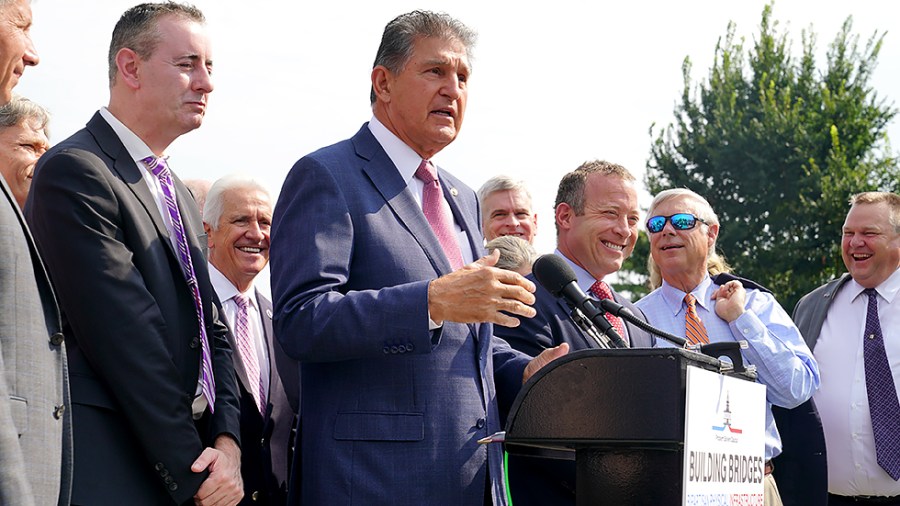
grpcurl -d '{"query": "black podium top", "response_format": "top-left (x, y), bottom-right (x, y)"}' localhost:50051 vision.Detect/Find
top-left (505, 348), bottom-right (756, 451)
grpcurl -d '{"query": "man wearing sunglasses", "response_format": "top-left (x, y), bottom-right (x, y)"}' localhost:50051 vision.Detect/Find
top-left (494, 160), bottom-right (656, 506)
top-left (635, 188), bottom-right (819, 506)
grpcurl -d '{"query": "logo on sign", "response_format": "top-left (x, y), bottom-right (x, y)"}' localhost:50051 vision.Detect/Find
top-left (711, 392), bottom-right (743, 435)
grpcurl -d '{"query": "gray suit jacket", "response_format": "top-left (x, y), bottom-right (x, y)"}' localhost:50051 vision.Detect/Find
top-left (0, 176), bottom-right (72, 506)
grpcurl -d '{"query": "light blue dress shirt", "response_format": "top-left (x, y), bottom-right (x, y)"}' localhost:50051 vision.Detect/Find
top-left (636, 274), bottom-right (820, 459)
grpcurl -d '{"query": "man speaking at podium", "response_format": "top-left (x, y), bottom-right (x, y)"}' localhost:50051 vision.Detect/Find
top-left (270, 10), bottom-right (566, 505)
top-left (635, 188), bottom-right (819, 506)
top-left (494, 160), bottom-right (655, 505)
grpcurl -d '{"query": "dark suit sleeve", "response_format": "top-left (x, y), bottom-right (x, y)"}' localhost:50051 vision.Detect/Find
top-left (270, 156), bottom-right (436, 363)
top-left (27, 149), bottom-right (210, 503)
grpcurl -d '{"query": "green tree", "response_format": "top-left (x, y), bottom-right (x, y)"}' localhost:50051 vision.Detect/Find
top-left (637, 3), bottom-right (898, 310)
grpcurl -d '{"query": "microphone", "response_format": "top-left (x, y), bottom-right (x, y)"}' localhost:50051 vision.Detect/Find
top-left (532, 254), bottom-right (627, 348)
top-left (596, 298), bottom-right (687, 348)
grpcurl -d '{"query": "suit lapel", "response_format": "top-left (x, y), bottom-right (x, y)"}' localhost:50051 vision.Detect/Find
top-left (2, 177), bottom-right (62, 335)
top-left (86, 114), bottom-right (176, 259)
top-left (438, 169), bottom-right (482, 261)
top-left (354, 127), bottom-right (454, 276)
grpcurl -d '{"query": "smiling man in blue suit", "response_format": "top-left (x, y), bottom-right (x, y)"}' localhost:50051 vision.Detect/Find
top-left (271, 10), bottom-right (567, 506)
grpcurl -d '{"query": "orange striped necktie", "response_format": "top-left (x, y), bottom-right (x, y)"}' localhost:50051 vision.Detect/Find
top-left (684, 293), bottom-right (710, 345)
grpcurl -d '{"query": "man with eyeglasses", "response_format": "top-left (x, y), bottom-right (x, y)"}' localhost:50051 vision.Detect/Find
top-left (635, 188), bottom-right (819, 506)
top-left (494, 160), bottom-right (656, 506)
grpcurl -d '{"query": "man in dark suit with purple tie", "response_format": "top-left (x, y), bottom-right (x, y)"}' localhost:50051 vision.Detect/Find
top-left (26, 4), bottom-right (242, 505)
top-left (270, 10), bottom-right (567, 505)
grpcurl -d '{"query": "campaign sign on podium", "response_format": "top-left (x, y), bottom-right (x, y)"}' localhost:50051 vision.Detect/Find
top-left (683, 366), bottom-right (766, 506)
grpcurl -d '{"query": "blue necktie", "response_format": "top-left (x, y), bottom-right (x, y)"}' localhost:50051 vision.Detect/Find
top-left (863, 288), bottom-right (900, 480)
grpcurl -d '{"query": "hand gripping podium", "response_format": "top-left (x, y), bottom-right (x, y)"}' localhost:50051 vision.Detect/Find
top-left (503, 347), bottom-right (757, 505)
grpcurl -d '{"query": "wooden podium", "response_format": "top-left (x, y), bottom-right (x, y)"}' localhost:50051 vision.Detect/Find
top-left (503, 348), bottom-right (757, 505)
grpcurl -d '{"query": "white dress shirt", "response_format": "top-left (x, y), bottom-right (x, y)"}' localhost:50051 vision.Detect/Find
top-left (814, 267), bottom-right (900, 496)
top-left (554, 249), bottom-right (632, 345)
top-left (208, 264), bottom-right (271, 400)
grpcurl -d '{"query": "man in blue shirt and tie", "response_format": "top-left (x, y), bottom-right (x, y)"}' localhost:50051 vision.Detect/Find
top-left (635, 188), bottom-right (820, 506)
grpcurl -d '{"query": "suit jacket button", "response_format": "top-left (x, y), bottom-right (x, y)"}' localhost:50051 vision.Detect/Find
top-left (252, 491), bottom-right (260, 501)
top-left (405, 343), bottom-right (414, 352)
top-left (160, 468), bottom-right (169, 477)
top-left (50, 332), bottom-right (64, 346)
top-left (476, 418), bottom-right (485, 429)
top-left (164, 476), bottom-right (173, 484)
top-left (53, 405), bottom-right (65, 419)
top-left (168, 483), bottom-right (178, 491)
top-left (190, 337), bottom-right (200, 349)
top-left (382, 346), bottom-right (390, 354)
top-left (390, 345), bottom-right (399, 354)
top-left (155, 463), bottom-right (164, 471)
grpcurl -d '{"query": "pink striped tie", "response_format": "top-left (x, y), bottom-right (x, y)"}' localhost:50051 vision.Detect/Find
top-left (414, 159), bottom-right (464, 270)
top-left (233, 293), bottom-right (265, 415)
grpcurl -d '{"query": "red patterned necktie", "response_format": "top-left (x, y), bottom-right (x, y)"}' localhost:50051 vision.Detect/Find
top-left (233, 293), bottom-right (266, 415)
top-left (142, 156), bottom-right (215, 411)
top-left (684, 293), bottom-right (710, 345)
top-left (588, 280), bottom-right (626, 340)
top-left (414, 159), bottom-right (464, 270)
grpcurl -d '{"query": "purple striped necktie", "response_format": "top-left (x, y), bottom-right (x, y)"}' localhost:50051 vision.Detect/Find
top-left (233, 293), bottom-right (265, 415)
top-left (141, 156), bottom-right (216, 412)
top-left (414, 159), bottom-right (464, 270)
top-left (863, 288), bottom-right (900, 480)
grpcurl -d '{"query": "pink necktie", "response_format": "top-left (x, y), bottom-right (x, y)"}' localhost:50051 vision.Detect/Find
top-left (233, 293), bottom-right (265, 415)
top-left (589, 280), bottom-right (626, 340)
top-left (414, 160), bottom-right (464, 270)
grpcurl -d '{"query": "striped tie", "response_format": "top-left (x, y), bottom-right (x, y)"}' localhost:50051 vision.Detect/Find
top-left (142, 156), bottom-right (216, 411)
top-left (233, 293), bottom-right (266, 415)
top-left (684, 293), bottom-right (710, 345)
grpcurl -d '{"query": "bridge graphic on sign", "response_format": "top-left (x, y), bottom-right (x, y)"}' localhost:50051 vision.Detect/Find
top-left (711, 392), bottom-right (743, 434)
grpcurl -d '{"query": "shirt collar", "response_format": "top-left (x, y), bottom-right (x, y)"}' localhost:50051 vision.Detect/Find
top-left (848, 266), bottom-right (900, 304)
top-left (553, 249), bottom-right (604, 294)
top-left (98, 107), bottom-right (157, 165)
top-left (368, 115), bottom-right (439, 183)
top-left (660, 274), bottom-right (714, 316)
top-left (208, 262), bottom-right (256, 307)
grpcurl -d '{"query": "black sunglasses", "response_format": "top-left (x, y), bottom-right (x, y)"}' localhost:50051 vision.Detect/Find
top-left (646, 213), bottom-right (707, 233)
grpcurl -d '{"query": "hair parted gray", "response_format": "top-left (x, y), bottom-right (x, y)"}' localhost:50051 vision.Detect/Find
top-left (477, 175), bottom-right (533, 210)
top-left (203, 174), bottom-right (271, 231)
top-left (0, 94), bottom-right (50, 137)
top-left (370, 10), bottom-right (476, 104)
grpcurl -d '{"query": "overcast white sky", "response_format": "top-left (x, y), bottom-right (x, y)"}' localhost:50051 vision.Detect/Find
top-left (18, 0), bottom-right (900, 255)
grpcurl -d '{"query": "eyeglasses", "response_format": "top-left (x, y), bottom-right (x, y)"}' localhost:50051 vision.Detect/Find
top-left (646, 213), bottom-right (707, 234)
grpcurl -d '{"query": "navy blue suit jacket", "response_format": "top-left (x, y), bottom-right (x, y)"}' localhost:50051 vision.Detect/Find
top-left (270, 124), bottom-right (530, 505)
top-left (769, 276), bottom-right (844, 506)
top-left (494, 275), bottom-right (655, 506)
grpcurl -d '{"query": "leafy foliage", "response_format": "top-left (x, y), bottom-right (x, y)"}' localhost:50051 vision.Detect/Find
top-left (632, 3), bottom-right (898, 310)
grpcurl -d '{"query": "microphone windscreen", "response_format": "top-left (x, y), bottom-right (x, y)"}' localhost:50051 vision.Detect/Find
top-left (532, 254), bottom-right (577, 297)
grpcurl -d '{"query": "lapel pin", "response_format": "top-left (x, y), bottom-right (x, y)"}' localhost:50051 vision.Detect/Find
top-left (266, 309), bottom-right (273, 319)
top-left (450, 188), bottom-right (458, 197)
